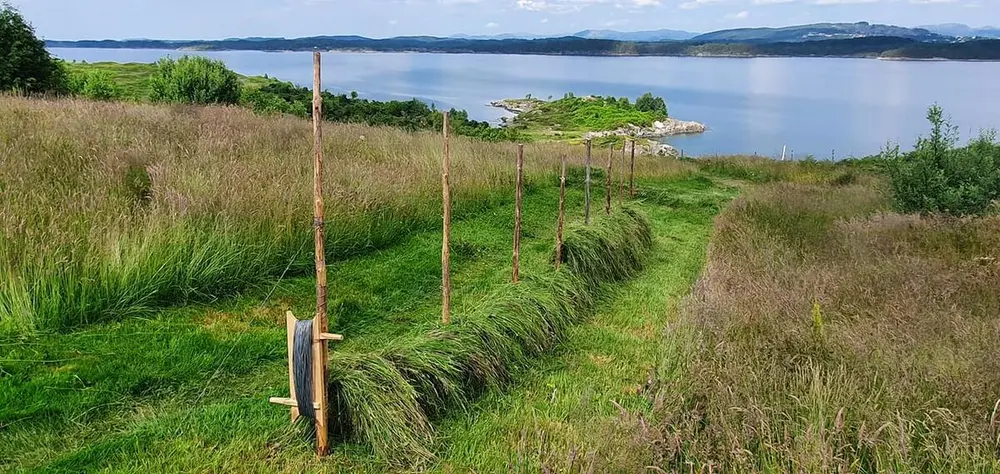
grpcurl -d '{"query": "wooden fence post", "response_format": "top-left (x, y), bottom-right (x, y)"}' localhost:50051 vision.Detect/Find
top-left (605, 144), bottom-right (613, 215)
top-left (310, 50), bottom-right (330, 457)
top-left (442, 111), bottom-right (452, 325)
top-left (513, 144), bottom-right (524, 283)
top-left (585, 139), bottom-right (592, 225)
top-left (618, 143), bottom-right (625, 204)
top-left (629, 139), bottom-right (636, 198)
top-left (555, 156), bottom-right (566, 271)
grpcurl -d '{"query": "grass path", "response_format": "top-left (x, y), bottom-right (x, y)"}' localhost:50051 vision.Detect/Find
top-left (1, 173), bottom-right (735, 472)
top-left (435, 176), bottom-right (737, 472)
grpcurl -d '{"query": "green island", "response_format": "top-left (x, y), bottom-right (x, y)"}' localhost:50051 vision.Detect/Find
top-left (5, 5), bottom-right (1000, 473)
top-left (491, 93), bottom-right (706, 148)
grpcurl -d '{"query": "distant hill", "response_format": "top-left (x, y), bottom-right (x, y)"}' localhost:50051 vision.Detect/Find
top-left (572, 29), bottom-right (698, 41)
top-left (45, 35), bottom-right (1000, 61)
top-left (693, 22), bottom-right (947, 43)
top-left (918, 24), bottom-right (1000, 39)
top-left (450, 33), bottom-right (551, 40)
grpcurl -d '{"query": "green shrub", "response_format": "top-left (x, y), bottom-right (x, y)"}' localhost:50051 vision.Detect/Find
top-left (883, 105), bottom-right (1000, 216)
top-left (149, 56), bottom-right (241, 105)
top-left (0, 4), bottom-right (68, 94)
top-left (69, 70), bottom-right (121, 101)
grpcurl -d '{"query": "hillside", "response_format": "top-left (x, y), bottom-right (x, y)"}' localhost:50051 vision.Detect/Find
top-left (692, 21), bottom-right (947, 43)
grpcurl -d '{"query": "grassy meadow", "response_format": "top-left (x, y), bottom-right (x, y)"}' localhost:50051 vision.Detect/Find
top-left (2, 92), bottom-right (998, 473)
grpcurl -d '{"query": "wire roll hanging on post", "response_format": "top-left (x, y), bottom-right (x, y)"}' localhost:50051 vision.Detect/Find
top-left (292, 318), bottom-right (316, 420)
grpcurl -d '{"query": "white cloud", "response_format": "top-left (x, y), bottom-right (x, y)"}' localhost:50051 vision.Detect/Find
top-left (388, 19), bottom-right (398, 25)
top-left (725, 9), bottom-right (750, 18)
top-left (632, 0), bottom-right (662, 6)
top-left (909, 0), bottom-right (958, 3)
top-left (540, 17), bottom-right (550, 22)
top-left (753, 0), bottom-right (794, 4)
top-left (814, 0), bottom-right (879, 4)
top-left (516, 0), bottom-right (615, 13)
top-left (485, 21), bottom-right (500, 27)
top-left (679, 0), bottom-right (722, 9)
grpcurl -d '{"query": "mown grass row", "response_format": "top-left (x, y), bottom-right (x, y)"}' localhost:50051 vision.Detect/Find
top-left (324, 207), bottom-right (653, 467)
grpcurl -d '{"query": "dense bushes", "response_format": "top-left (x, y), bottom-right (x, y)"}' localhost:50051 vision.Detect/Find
top-left (150, 56), bottom-right (242, 105)
top-left (68, 70), bottom-right (120, 100)
top-left (883, 105), bottom-right (1000, 216)
top-left (0, 4), bottom-right (67, 94)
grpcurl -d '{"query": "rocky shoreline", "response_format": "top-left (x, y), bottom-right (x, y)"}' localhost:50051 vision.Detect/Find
top-left (489, 97), bottom-right (705, 156)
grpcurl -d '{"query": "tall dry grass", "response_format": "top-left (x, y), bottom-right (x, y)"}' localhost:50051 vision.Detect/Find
top-left (0, 96), bottom-right (692, 335)
top-left (651, 181), bottom-right (1000, 472)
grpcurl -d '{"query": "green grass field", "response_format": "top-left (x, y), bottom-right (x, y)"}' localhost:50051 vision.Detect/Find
top-left (3, 95), bottom-right (998, 473)
top-left (1, 162), bottom-right (732, 471)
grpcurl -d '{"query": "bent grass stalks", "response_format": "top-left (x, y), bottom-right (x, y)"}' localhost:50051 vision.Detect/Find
top-left (326, 207), bottom-right (653, 467)
top-left (0, 96), bottom-right (593, 336)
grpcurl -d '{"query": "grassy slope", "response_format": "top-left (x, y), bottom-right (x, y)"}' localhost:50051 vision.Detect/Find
top-left (63, 61), bottom-right (273, 101)
top-left (63, 62), bottom-right (158, 100)
top-left (2, 164), bottom-right (719, 471)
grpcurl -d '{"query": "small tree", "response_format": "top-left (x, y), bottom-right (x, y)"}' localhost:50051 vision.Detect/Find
top-left (149, 56), bottom-right (241, 105)
top-left (0, 4), bottom-right (67, 94)
top-left (635, 92), bottom-right (668, 118)
top-left (884, 105), bottom-right (1000, 216)
top-left (69, 70), bottom-right (120, 101)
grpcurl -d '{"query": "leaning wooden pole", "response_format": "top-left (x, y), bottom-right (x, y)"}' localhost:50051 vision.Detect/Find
top-left (512, 144), bottom-right (524, 284)
top-left (585, 139), bottom-right (592, 225)
top-left (629, 139), bottom-right (636, 198)
top-left (555, 156), bottom-right (566, 271)
top-left (310, 51), bottom-right (330, 457)
top-left (605, 144), bottom-right (613, 215)
top-left (441, 111), bottom-right (452, 325)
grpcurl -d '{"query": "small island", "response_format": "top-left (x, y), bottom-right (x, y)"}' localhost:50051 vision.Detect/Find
top-left (490, 93), bottom-right (705, 155)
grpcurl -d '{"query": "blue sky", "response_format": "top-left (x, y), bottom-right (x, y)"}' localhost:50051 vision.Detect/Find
top-left (13, 0), bottom-right (996, 40)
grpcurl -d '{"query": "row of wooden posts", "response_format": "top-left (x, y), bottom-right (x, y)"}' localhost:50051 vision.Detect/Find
top-left (272, 52), bottom-right (640, 457)
top-left (440, 111), bottom-right (638, 325)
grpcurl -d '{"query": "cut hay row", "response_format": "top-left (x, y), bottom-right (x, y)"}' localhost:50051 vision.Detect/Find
top-left (327, 207), bottom-right (654, 466)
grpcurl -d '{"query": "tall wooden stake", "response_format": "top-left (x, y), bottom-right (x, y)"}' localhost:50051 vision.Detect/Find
top-left (585, 139), bottom-right (592, 225)
top-left (605, 144), bottom-right (613, 215)
top-left (310, 51), bottom-right (330, 457)
top-left (441, 112), bottom-right (452, 325)
top-left (512, 144), bottom-right (524, 283)
top-left (629, 139), bottom-right (636, 198)
top-left (555, 156), bottom-right (566, 271)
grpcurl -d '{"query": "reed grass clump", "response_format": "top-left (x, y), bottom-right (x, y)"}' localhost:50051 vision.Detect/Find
top-left (326, 208), bottom-right (654, 467)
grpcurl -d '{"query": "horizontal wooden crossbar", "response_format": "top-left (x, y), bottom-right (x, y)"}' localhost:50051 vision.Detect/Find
top-left (269, 397), bottom-right (320, 409)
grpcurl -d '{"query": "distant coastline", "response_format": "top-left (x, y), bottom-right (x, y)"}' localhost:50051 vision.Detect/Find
top-left (46, 35), bottom-right (1000, 61)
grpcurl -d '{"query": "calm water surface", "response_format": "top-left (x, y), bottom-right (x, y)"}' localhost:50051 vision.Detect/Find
top-left (49, 48), bottom-right (1000, 158)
